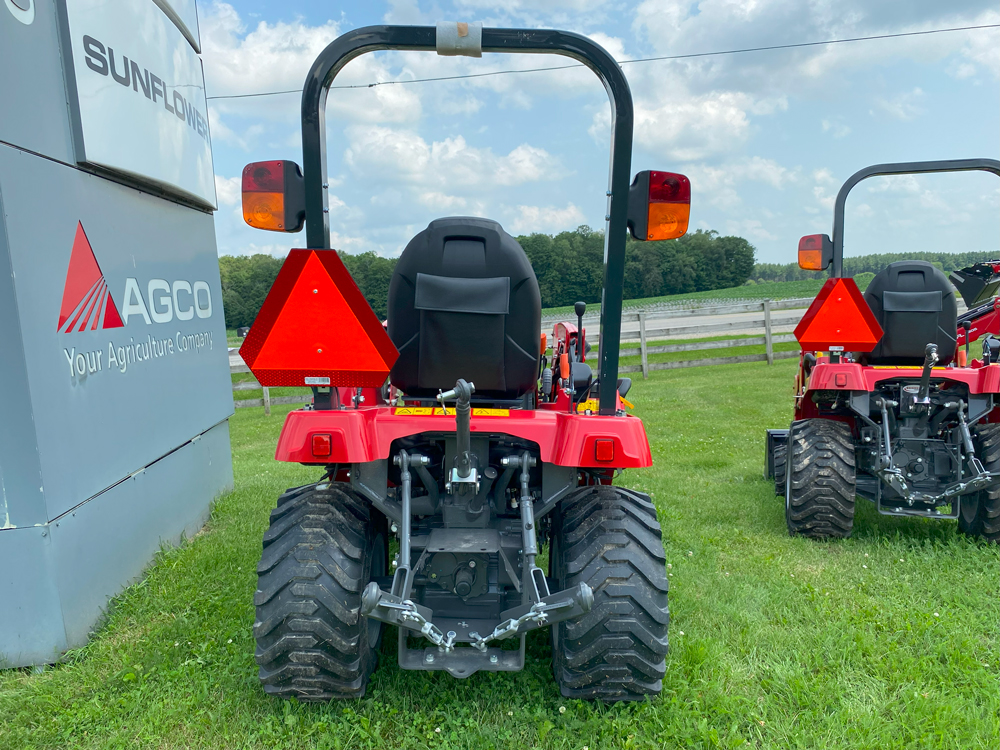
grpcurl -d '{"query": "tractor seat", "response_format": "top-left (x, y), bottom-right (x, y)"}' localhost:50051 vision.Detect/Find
top-left (863, 261), bottom-right (957, 366)
top-left (386, 217), bottom-right (541, 399)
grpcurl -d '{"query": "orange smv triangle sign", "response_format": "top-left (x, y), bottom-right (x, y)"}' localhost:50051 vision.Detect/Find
top-left (794, 277), bottom-right (883, 352)
top-left (240, 249), bottom-right (398, 387)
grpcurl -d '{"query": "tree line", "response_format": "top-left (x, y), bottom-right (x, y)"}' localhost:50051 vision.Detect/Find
top-left (751, 251), bottom-right (993, 284)
top-left (218, 227), bottom-right (758, 328)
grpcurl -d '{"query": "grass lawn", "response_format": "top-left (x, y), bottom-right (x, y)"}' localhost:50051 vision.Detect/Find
top-left (1, 359), bottom-right (997, 749)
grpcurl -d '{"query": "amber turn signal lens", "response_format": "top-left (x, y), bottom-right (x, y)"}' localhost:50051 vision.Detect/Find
top-left (243, 192), bottom-right (286, 230)
top-left (798, 248), bottom-right (824, 270)
top-left (647, 202), bottom-right (690, 241)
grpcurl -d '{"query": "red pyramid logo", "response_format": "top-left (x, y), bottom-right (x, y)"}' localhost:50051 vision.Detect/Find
top-left (58, 222), bottom-right (124, 333)
top-left (240, 249), bottom-right (398, 387)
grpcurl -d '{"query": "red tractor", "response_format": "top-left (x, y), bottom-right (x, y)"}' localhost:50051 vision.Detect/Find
top-left (238, 23), bottom-right (691, 701)
top-left (767, 159), bottom-right (1000, 543)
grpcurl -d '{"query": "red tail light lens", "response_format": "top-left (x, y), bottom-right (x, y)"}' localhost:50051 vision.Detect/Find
top-left (311, 433), bottom-right (332, 457)
top-left (649, 171), bottom-right (691, 203)
top-left (595, 439), bottom-right (615, 462)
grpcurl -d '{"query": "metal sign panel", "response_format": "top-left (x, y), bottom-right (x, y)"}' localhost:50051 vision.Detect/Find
top-left (0, 146), bottom-right (232, 522)
top-left (151, 0), bottom-right (199, 52)
top-left (60, 0), bottom-right (216, 209)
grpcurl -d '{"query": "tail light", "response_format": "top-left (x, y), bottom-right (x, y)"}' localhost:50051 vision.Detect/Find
top-left (628, 170), bottom-right (691, 241)
top-left (798, 234), bottom-right (833, 271)
top-left (242, 160), bottom-right (306, 232)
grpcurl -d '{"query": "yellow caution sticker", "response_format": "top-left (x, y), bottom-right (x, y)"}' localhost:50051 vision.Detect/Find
top-left (576, 398), bottom-right (599, 413)
top-left (392, 407), bottom-right (509, 416)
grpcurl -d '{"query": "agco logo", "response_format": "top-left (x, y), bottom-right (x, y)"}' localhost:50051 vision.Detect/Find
top-left (58, 222), bottom-right (211, 333)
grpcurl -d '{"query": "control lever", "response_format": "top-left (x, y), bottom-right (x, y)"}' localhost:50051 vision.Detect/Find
top-left (962, 320), bottom-right (972, 365)
top-left (917, 344), bottom-right (938, 404)
top-left (574, 301), bottom-right (586, 363)
top-left (437, 380), bottom-right (477, 491)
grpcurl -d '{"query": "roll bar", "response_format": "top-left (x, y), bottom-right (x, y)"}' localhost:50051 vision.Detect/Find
top-left (831, 158), bottom-right (1000, 278)
top-left (300, 25), bottom-right (634, 415)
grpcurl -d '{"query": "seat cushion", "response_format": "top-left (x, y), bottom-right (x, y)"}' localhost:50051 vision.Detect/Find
top-left (863, 261), bottom-right (957, 366)
top-left (387, 217), bottom-right (541, 399)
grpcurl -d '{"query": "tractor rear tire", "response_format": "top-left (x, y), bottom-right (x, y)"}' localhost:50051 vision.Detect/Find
top-left (961, 424), bottom-right (1000, 543)
top-left (773, 443), bottom-right (787, 497)
top-left (785, 419), bottom-right (856, 539)
top-left (549, 485), bottom-right (669, 701)
top-left (254, 482), bottom-right (388, 700)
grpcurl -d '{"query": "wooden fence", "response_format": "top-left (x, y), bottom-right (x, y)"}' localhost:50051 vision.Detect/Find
top-left (231, 297), bottom-right (809, 411)
top-left (230, 362), bottom-right (311, 414)
top-left (614, 298), bottom-right (805, 378)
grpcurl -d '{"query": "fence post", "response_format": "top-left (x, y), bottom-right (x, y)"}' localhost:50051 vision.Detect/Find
top-left (638, 311), bottom-right (649, 379)
top-left (263, 386), bottom-right (271, 416)
top-left (763, 299), bottom-right (774, 365)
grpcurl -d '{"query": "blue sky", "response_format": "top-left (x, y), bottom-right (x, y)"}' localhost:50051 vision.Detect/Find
top-left (201, 0), bottom-right (999, 266)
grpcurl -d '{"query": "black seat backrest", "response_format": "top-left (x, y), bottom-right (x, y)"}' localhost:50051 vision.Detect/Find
top-left (387, 217), bottom-right (541, 399)
top-left (863, 261), bottom-right (957, 366)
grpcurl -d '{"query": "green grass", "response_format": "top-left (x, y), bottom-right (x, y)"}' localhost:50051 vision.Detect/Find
top-left (231, 371), bottom-right (311, 402)
top-left (542, 280), bottom-right (826, 317)
top-left (1, 361), bottom-right (998, 749)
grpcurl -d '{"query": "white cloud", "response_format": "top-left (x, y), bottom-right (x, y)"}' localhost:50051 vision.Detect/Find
top-left (505, 203), bottom-right (586, 234)
top-left (633, 1), bottom-right (998, 96)
top-left (822, 119), bottom-right (852, 138)
top-left (813, 168), bottom-right (838, 186)
top-left (201, 2), bottom-right (421, 126)
top-left (343, 126), bottom-right (561, 188)
top-left (417, 191), bottom-right (471, 211)
top-left (725, 218), bottom-right (777, 242)
top-left (215, 175), bottom-right (241, 206)
top-left (955, 11), bottom-right (1000, 79)
top-left (383, 0), bottom-right (426, 24)
top-left (873, 87), bottom-right (926, 121)
top-left (686, 156), bottom-right (799, 209)
top-left (592, 89), bottom-right (786, 162)
top-left (866, 175), bottom-right (922, 194)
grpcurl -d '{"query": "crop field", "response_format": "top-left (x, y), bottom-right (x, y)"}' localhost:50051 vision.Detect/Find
top-left (1, 359), bottom-right (997, 750)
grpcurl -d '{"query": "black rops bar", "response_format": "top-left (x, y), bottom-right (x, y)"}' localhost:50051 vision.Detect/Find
top-left (300, 25), bottom-right (634, 415)
top-left (830, 158), bottom-right (1000, 278)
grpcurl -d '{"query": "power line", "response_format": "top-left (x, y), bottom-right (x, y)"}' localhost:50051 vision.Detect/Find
top-left (206, 23), bottom-right (1000, 101)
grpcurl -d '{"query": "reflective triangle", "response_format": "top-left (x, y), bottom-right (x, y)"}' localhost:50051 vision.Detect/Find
top-left (240, 249), bottom-right (398, 387)
top-left (794, 277), bottom-right (883, 352)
